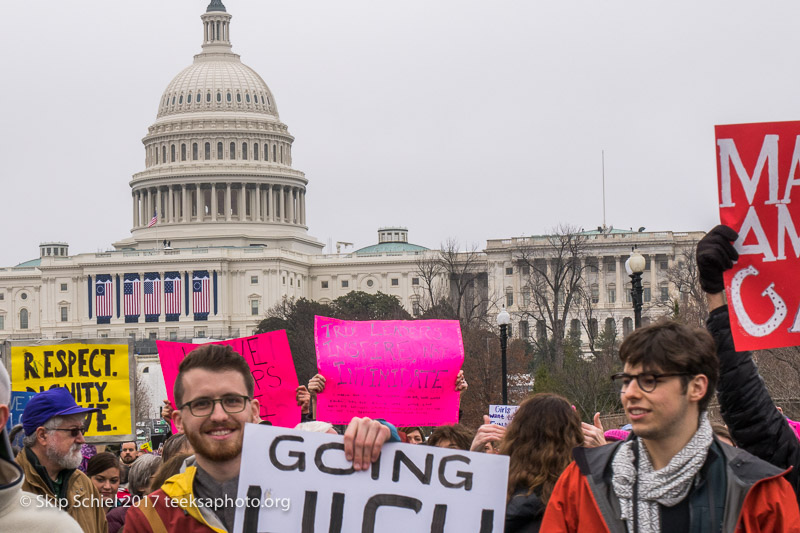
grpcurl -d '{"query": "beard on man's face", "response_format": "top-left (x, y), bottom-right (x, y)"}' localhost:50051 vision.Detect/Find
top-left (184, 418), bottom-right (244, 463)
top-left (46, 441), bottom-right (83, 471)
top-left (120, 453), bottom-right (136, 465)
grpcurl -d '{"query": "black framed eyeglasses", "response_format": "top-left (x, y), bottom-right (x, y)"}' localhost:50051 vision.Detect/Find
top-left (179, 395), bottom-right (251, 417)
top-left (49, 426), bottom-right (89, 437)
top-left (610, 372), bottom-right (693, 393)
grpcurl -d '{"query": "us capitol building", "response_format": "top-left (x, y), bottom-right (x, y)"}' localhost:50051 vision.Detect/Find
top-left (0, 2), bottom-right (703, 354)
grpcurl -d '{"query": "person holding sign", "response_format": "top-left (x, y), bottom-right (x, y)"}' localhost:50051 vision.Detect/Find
top-left (542, 319), bottom-right (800, 532)
top-left (125, 343), bottom-right (391, 533)
top-left (698, 225), bottom-right (800, 501)
top-left (15, 387), bottom-right (109, 533)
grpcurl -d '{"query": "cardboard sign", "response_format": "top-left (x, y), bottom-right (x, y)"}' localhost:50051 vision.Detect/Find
top-left (233, 424), bottom-right (509, 533)
top-left (488, 405), bottom-right (519, 428)
top-left (157, 331), bottom-right (300, 428)
top-left (716, 121), bottom-right (800, 350)
top-left (4, 391), bottom-right (36, 432)
top-left (8, 340), bottom-right (134, 441)
top-left (313, 317), bottom-right (464, 426)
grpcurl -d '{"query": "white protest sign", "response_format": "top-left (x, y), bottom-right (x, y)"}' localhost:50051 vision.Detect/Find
top-left (488, 405), bottom-right (519, 427)
top-left (233, 424), bottom-right (509, 533)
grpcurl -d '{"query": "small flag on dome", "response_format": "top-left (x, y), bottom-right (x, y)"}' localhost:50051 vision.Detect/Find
top-left (148, 211), bottom-right (157, 227)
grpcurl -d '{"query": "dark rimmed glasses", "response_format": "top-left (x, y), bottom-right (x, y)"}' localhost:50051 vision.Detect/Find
top-left (179, 394), bottom-right (251, 417)
top-left (610, 372), bottom-right (693, 393)
top-left (49, 425), bottom-right (89, 437)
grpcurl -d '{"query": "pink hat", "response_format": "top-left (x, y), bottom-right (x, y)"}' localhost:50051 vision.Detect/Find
top-left (604, 429), bottom-right (630, 442)
top-left (786, 418), bottom-right (800, 441)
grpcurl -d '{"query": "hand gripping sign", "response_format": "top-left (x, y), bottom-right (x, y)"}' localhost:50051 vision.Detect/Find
top-left (233, 424), bottom-right (509, 533)
top-left (157, 331), bottom-right (300, 428)
top-left (716, 120), bottom-right (800, 350)
top-left (313, 316), bottom-right (465, 426)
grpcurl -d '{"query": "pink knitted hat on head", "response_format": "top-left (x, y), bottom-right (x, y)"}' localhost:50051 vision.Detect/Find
top-left (604, 429), bottom-right (630, 442)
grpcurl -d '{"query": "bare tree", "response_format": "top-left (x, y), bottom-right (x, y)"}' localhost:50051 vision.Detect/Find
top-left (514, 224), bottom-right (589, 370)
top-left (413, 251), bottom-right (446, 315)
top-left (437, 238), bottom-right (490, 326)
top-left (651, 244), bottom-right (708, 326)
top-left (134, 374), bottom-right (153, 423)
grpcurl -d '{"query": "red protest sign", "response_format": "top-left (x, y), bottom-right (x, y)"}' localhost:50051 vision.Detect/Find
top-left (716, 120), bottom-right (800, 350)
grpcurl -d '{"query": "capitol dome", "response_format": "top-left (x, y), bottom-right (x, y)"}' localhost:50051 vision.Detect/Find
top-left (156, 54), bottom-right (279, 119)
top-left (116, 0), bottom-right (322, 255)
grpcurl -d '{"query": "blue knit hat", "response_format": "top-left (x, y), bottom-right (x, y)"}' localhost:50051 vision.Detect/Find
top-left (22, 387), bottom-right (99, 436)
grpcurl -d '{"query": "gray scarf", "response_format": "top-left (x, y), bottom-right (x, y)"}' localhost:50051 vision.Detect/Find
top-left (611, 412), bottom-right (713, 533)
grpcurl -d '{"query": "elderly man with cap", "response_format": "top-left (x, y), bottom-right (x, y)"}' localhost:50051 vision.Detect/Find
top-left (0, 365), bottom-right (82, 531)
top-left (16, 387), bottom-right (109, 533)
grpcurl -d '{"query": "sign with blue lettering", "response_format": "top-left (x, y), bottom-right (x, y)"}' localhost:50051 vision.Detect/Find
top-left (6, 391), bottom-right (36, 432)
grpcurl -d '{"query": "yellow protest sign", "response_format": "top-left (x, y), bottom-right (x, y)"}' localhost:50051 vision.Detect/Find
top-left (8, 340), bottom-right (134, 440)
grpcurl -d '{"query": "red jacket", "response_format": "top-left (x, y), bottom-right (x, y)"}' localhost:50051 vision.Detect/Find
top-left (542, 440), bottom-right (800, 533)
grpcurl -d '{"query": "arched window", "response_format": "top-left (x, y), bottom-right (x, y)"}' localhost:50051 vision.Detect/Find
top-left (162, 146), bottom-right (166, 163)
top-left (192, 143), bottom-right (198, 160)
top-left (181, 144), bottom-right (186, 161)
top-left (207, 92), bottom-right (211, 103)
top-left (171, 96), bottom-right (175, 105)
top-left (570, 319), bottom-right (581, 337)
top-left (230, 142), bottom-right (236, 159)
top-left (187, 93), bottom-right (192, 104)
top-left (205, 142), bottom-right (211, 160)
top-left (623, 317), bottom-right (633, 337)
top-left (179, 94), bottom-right (183, 104)
top-left (236, 93), bottom-right (241, 103)
top-left (171, 144), bottom-right (176, 162)
top-left (155, 146), bottom-right (159, 164)
top-left (254, 143), bottom-right (259, 160)
top-left (273, 144), bottom-right (277, 162)
top-left (197, 91), bottom-right (202, 103)
top-left (604, 317), bottom-right (616, 336)
top-left (226, 92), bottom-right (232, 103)
top-left (589, 318), bottom-right (598, 337)
top-left (20, 309), bottom-right (28, 330)
top-left (280, 145), bottom-right (284, 163)
top-left (242, 142), bottom-right (248, 160)
top-left (265, 144), bottom-right (270, 162)
top-left (217, 92), bottom-right (222, 103)
top-left (246, 93), bottom-right (251, 103)
top-left (217, 142), bottom-right (223, 160)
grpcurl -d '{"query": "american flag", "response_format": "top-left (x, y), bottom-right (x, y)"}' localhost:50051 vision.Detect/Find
top-left (193, 271), bottom-right (210, 315)
top-left (164, 273), bottom-right (182, 316)
top-left (124, 274), bottom-right (141, 317)
top-left (95, 276), bottom-right (113, 318)
top-left (144, 273), bottom-right (161, 317)
top-left (148, 210), bottom-right (157, 228)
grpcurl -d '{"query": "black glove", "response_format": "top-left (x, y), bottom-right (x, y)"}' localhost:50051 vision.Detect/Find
top-left (696, 225), bottom-right (739, 293)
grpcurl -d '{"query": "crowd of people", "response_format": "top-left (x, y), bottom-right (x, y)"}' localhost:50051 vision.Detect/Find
top-left (2, 225), bottom-right (800, 532)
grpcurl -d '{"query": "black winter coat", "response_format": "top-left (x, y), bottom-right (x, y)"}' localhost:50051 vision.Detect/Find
top-left (504, 486), bottom-right (544, 533)
top-left (708, 305), bottom-right (800, 502)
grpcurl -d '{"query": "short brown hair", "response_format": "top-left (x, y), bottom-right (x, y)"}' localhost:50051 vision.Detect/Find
top-left (173, 344), bottom-right (254, 405)
top-left (427, 424), bottom-right (474, 450)
top-left (619, 319), bottom-right (718, 411)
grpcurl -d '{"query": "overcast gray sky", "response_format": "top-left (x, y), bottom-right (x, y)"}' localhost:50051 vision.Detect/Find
top-left (1, 1), bottom-right (797, 266)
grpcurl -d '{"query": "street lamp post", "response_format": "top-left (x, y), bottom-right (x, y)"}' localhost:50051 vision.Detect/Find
top-left (497, 306), bottom-right (511, 405)
top-left (625, 248), bottom-right (646, 329)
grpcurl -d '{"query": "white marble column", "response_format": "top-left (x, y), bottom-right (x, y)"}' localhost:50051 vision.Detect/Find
top-left (279, 186), bottom-right (285, 223)
top-left (289, 187), bottom-right (295, 224)
top-left (255, 185), bottom-right (261, 221)
top-left (239, 184), bottom-right (246, 221)
top-left (132, 192), bottom-right (138, 227)
top-left (225, 183), bottom-right (232, 221)
top-left (168, 187), bottom-right (174, 223)
top-left (182, 185), bottom-right (189, 222)
top-left (211, 184), bottom-right (217, 221)
top-left (268, 185), bottom-right (274, 221)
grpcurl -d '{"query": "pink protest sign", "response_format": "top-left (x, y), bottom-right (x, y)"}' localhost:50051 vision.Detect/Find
top-left (157, 331), bottom-right (300, 428)
top-left (716, 121), bottom-right (800, 350)
top-left (313, 316), bottom-right (464, 426)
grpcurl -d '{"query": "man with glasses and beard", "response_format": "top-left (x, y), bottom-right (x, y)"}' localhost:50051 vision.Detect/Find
top-left (16, 387), bottom-right (109, 533)
top-left (125, 343), bottom-right (393, 533)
